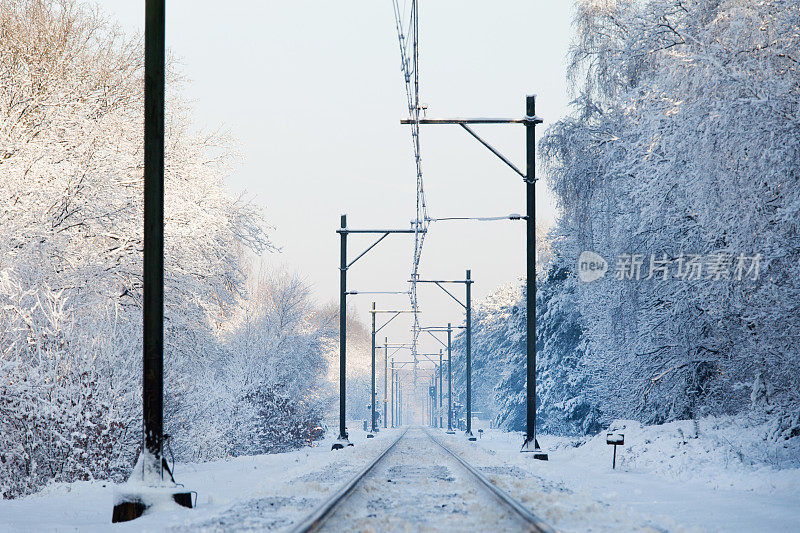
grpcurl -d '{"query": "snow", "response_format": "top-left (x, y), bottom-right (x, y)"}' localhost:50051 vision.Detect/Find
top-left (0, 428), bottom-right (400, 532)
top-left (2, 418), bottom-right (799, 532)
top-left (320, 428), bottom-right (529, 531)
top-left (456, 416), bottom-right (800, 532)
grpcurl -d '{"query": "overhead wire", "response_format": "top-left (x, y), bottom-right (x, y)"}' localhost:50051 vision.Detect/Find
top-left (391, 0), bottom-right (428, 389)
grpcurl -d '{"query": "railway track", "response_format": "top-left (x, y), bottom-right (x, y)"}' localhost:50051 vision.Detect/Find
top-left (290, 427), bottom-right (554, 533)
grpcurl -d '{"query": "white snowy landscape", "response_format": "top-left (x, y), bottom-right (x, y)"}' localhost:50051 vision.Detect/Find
top-left (2, 0), bottom-right (800, 531)
top-left (2, 419), bottom-right (800, 531)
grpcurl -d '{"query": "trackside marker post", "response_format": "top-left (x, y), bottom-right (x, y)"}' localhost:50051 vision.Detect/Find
top-left (607, 433), bottom-right (624, 469)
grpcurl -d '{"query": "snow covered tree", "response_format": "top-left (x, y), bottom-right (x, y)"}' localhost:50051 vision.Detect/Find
top-left (541, 0), bottom-right (800, 433)
top-left (0, 0), bottom-right (271, 496)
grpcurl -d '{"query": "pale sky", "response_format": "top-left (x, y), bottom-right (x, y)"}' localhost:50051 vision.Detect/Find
top-left (100, 1), bottom-right (576, 360)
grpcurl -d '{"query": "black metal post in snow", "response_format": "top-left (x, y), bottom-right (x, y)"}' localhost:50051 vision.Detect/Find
top-left (522, 96), bottom-right (547, 459)
top-left (384, 338), bottom-right (388, 429)
top-left (466, 269), bottom-right (476, 441)
top-left (334, 215), bottom-right (351, 450)
top-left (142, 0), bottom-right (166, 481)
top-left (447, 323), bottom-right (454, 434)
top-left (368, 302), bottom-right (376, 437)
top-left (438, 349), bottom-right (443, 428)
top-left (112, 1), bottom-right (193, 522)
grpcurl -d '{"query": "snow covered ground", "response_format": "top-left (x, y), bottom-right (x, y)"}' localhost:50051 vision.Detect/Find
top-left (455, 415), bottom-right (800, 532)
top-left (1, 417), bottom-right (798, 532)
top-left (0, 427), bottom-right (402, 532)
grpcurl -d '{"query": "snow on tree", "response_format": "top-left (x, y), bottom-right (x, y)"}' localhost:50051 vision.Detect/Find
top-left (0, 0), bottom-right (336, 498)
top-left (447, 224), bottom-right (601, 435)
top-left (540, 0), bottom-right (800, 435)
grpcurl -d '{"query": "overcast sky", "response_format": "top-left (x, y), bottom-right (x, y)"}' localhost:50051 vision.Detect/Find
top-left (100, 0), bottom-right (576, 361)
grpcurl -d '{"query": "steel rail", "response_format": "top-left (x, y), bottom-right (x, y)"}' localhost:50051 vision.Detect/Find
top-left (290, 428), bottom-right (409, 533)
top-left (422, 427), bottom-right (555, 533)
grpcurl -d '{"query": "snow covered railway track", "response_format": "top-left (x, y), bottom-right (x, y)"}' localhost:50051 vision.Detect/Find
top-left (422, 427), bottom-right (554, 533)
top-left (290, 427), bottom-right (554, 533)
top-left (290, 428), bottom-right (409, 533)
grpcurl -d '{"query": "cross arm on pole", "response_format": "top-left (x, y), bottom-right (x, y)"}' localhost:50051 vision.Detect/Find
top-left (400, 116), bottom-right (544, 183)
top-left (424, 329), bottom-right (448, 349)
top-left (459, 123), bottom-right (526, 180)
top-left (390, 346), bottom-right (410, 357)
top-left (401, 117), bottom-right (542, 125)
top-left (433, 281), bottom-right (466, 309)
top-left (347, 232), bottom-right (389, 269)
top-left (347, 291), bottom-right (411, 295)
top-left (376, 312), bottom-right (403, 334)
top-left (339, 226), bottom-right (426, 270)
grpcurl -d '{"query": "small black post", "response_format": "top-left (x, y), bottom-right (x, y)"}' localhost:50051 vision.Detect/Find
top-left (466, 269), bottom-right (476, 441)
top-left (333, 215), bottom-right (352, 450)
top-left (613, 445), bottom-right (617, 470)
top-left (368, 302), bottom-right (376, 437)
top-left (447, 323), bottom-right (454, 433)
top-left (384, 338), bottom-right (388, 428)
top-left (522, 95), bottom-right (547, 460)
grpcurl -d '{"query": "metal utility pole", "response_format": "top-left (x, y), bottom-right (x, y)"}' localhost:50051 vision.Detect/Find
top-left (337, 215), bottom-right (348, 449)
top-left (113, 1), bottom-right (192, 522)
top-left (415, 271), bottom-right (475, 440)
top-left (447, 323), bottom-right (454, 434)
top-left (384, 339), bottom-right (389, 429)
top-left (438, 349), bottom-right (443, 428)
top-left (368, 312), bottom-right (414, 437)
top-left (369, 303), bottom-right (377, 438)
top-left (465, 270), bottom-right (474, 440)
top-left (398, 378), bottom-right (402, 426)
top-left (522, 96), bottom-right (547, 459)
top-left (401, 96), bottom-right (548, 459)
top-left (390, 359), bottom-right (395, 428)
top-left (142, 0), bottom-right (166, 483)
top-left (334, 215), bottom-right (421, 450)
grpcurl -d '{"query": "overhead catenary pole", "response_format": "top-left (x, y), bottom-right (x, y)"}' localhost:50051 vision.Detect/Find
top-left (334, 215), bottom-right (351, 449)
top-left (465, 269), bottom-right (475, 440)
top-left (142, 0), bottom-right (166, 481)
top-left (384, 338), bottom-right (389, 428)
top-left (113, 1), bottom-right (193, 522)
top-left (414, 275), bottom-right (473, 439)
top-left (333, 216), bottom-right (420, 449)
top-left (368, 302), bottom-right (377, 437)
top-left (399, 98), bottom-right (548, 458)
top-left (398, 377), bottom-right (402, 426)
top-left (390, 360), bottom-right (395, 427)
top-left (439, 349), bottom-right (443, 428)
top-left (447, 323), bottom-right (454, 433)
top-left (522, 96), bottom-right (547, 459)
